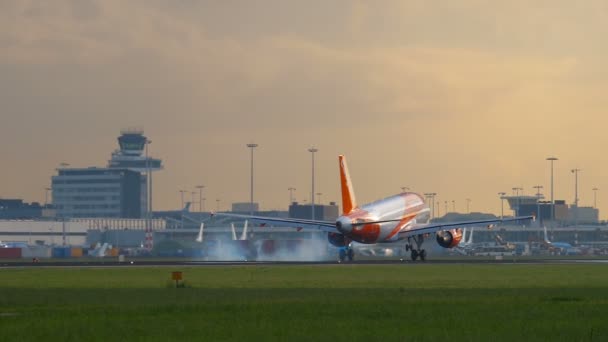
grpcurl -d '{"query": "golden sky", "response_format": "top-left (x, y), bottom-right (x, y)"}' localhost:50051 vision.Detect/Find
top-left (2, 1), bottom-right (608, 217)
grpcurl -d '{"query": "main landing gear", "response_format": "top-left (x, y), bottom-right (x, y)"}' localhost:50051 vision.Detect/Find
top-left (338, 245), bottom-right (354, 262)
top-left (406, 235), bottom-right (426, 261)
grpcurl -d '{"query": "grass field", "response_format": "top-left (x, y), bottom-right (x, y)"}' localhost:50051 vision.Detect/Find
top-left (1, 264), bottom-right (607, 341)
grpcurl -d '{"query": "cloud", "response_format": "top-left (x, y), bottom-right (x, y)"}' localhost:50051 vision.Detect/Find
top-left (1, 1), bottom-right (608, 213)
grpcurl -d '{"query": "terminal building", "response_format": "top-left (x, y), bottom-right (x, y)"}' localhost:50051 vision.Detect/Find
top-left (231, 202), bottom-right (260, 213)
top-left (51, 129), bottom-right (162, 219)
top-left (0, 199), bottom-right (43, 219)
top-left (289, 202), bottom-right (339, 221)
top-left (568, 206), bottom-right (599, 224)
top-left (52, 168), bottom-right (144, 218)
top-left (229, 202), bottom-right (340, 221)
top-left (503, 195), bottom-right (599, 224)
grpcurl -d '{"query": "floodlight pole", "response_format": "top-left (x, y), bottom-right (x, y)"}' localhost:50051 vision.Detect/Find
top-left (593, 187), bottom-right (599, 209)
top-left (533, 185), bottom-right (543, 225)
top-left (288, 187), bottom-right (296, 204)
top-left (179, 190), bottom-right (187, 229)
top-left (498, 192), bottom-right (506, 219)
top-left (308, 147), bottom-right (318, 220)
top-left (247, 143), bottom-right (258, 216)
top-left (196, 185), bottom-right (205, 212)
top-left (546, 157), bottom-right (558, 222)
top-left (572, 168), bottom-right (581, 228)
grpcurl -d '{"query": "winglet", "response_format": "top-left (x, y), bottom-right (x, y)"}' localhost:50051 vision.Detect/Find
top-left (339, 155), bottom-right (357, 215)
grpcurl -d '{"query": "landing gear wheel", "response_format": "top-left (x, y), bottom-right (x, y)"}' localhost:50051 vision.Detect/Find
top-left (409, 235), bottom-right (427, 262)
top-left (339, 249), bottom-right (346, 262)
top-left (347, 248), bottom-right (354, 261)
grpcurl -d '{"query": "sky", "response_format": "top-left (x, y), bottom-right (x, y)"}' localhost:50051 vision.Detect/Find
top-left (2, 0), bottom-right (608, 217)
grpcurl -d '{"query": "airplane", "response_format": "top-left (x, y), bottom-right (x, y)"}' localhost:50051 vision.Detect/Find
top-left (195, 223), bottom-right (204, 243)
top-left (214, 155), bottom-right (533, 261)
top-left (89, 243), bottom-right (110, 257)
top-left (231, 221), bottom-right (249, 241)
top-left (195, 220), bottom-right (255, 257)
top-left (543, 226), bottom-right (580, 255)
top-left (494, 233), bottom-right (516, 250)
top-left (460, 227), bottom-right (474, 248)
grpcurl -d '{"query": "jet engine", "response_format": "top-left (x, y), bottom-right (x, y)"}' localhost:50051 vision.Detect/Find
top-left (436, 229), bottom-right (463, 248)
top-left (328, 232), bottom-right (349, 247)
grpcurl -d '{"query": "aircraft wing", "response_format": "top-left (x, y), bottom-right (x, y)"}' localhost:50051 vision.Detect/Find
top-left (398, 216), bottom-right (534, 239)
top-left (211, 213), bottom-right (338, 233)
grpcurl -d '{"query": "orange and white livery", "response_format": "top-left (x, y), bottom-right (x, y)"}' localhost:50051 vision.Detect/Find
top-left (218, 155), bottom-right (533, 261)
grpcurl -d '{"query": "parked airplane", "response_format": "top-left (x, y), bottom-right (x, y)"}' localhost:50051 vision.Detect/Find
top-left (460, 227), bottom-right (475, 248)
top-left (89, 243), bottom-right (109, 257)
top-left (542, 226), bottom-right (580, 254)
top-left (452, 227), bottom-right (475, 255)
top-left (195, 223), bottom-right (204, 243)
top-left (214, 155), bottom-right (533, 261)
top-left (231, 221), bottom-right (249, 241)
top-left (494, 233), bottom-right (516, 250)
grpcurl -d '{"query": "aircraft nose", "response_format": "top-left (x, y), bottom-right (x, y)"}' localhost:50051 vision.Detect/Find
top-left (336, 217), bottom-right (352, 234)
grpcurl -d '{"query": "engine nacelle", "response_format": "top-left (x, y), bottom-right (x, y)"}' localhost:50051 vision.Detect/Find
top-left (436, 229), bottom-right (463, 248)
top-left (328, 232), bottom-right (349, 247)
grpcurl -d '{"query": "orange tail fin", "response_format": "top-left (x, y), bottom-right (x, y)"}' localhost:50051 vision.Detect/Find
top-left (339, 155), bottom-right (357, 214)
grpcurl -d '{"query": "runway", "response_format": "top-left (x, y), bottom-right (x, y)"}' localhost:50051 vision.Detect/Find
top-left (2, 258), bottom-right (608, 268)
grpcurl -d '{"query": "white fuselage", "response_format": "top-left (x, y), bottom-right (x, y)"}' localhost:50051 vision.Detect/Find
top-left (337, 193), bottom-right (431, 244)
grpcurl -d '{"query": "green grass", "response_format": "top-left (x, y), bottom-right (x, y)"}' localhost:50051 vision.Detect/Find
top-left (1, 265), bottom-right (607, 341)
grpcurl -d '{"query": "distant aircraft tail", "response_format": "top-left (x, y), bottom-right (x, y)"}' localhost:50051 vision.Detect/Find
top-left (339, 155), bottom-right (357, 215)
top-left (231, 223), bottom-right (238, 240)
top-left (240, 220), bottom-right (248, 240)
top-left (230, 221), bottom-right (249, 240)
top-left (91, 242), bottom-right (109, 257)
top-left (195, 223), bottom-right (204, 243)
top-left (468, 227), bottom-right (474, 244)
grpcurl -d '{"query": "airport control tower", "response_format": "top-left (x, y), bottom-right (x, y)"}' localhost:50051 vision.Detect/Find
top-left (108, 128), bottom-right (162, 250)
top-left (52, 129), bottom-right (163, 224)
top-left (108, 129), bottom-right (163, 212)
top-left (108, 128), bottom-right (162, 172)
